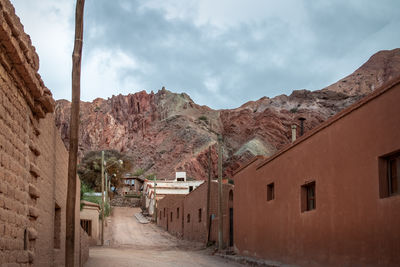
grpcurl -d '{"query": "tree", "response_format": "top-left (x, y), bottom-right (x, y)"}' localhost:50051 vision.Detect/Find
top-left (78, 150), bottom-right (133, 191)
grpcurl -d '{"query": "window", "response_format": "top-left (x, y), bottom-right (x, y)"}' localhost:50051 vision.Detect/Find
top-left (198, 209), bottom-right (202, 222)
top-left (170, 212), bottom-right (173, 222)
top-left (177, 208), bottom-right (179, 219)
top-left (301, 182), bottom-right (316, 212)
top-left (164, 208), bottom-right (166, 218)
top-left (379, 151), bottom-right (400, 198)
top-left (80, 219), bottom-right (92, 237)
top-left (267, 183), bottom-right (274, 201)
top-left (24, 229), bottom-right (28, 250)
top-left (54, 203), bottom-right (61, 248)
top-left (187, 214), bottom-right (191, 223)
top-left (159, 211), bottom-right (161, 220)
top-left (189, 186), bottom-right (193, 192)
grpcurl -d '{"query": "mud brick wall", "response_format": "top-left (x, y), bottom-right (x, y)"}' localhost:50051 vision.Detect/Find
top-left (156, 181), bottom-right (233, 247)
top-left (79, 228), bottom-right (89, 266)
top-left (166, 199), bottom-right (184, 238)
top-left (156, 195), bottom-right (184, 237)
top-left (0, 0), bottom-right (85, 266)
top-left (183, 181), bottom-right (233, 247)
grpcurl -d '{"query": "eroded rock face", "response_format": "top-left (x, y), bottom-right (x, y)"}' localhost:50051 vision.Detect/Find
top-left (55, 49), bottom-right (400, 180)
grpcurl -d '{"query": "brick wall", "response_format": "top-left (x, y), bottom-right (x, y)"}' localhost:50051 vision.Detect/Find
top-left (0, 0), bottom-right (86, 266)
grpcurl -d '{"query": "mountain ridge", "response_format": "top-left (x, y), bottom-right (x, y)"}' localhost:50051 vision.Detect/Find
top-left (55, 48), bottom-right (400, 180)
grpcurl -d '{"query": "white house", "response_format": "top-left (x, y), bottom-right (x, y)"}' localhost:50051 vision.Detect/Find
top-left (143, 172), bottom-right (204, 215)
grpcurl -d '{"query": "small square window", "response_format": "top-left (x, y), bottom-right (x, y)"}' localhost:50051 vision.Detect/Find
top-left (379, 151), bottom-right (400, 198)
top-left (267, 183), bottom-right (274, 201)
top-left (187, 214), bottom-right (190, 223)
top-left (301, 181), bottom-right (316, 212)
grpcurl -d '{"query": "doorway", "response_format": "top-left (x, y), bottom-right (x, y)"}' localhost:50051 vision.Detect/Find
top-left (229, 190), bottom-right (233, 247)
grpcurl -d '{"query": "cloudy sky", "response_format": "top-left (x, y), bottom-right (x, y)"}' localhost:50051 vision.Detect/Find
top-left (11, 0), bottom-right (400, 109)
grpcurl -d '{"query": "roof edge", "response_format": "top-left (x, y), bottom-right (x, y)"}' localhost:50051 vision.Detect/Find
top-left (257, 75), bottom-right (400, 170)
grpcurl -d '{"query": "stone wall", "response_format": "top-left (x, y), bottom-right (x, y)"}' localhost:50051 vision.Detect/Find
top-left (0, 0), bottom-right (86, 266)
top-left (110, 195), bottom-right (141, 208)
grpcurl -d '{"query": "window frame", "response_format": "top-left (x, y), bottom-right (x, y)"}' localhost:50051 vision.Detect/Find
top-left (301, 181), bottom-right (316, 212)
top-left (379, 150), bottom-right (400, 198)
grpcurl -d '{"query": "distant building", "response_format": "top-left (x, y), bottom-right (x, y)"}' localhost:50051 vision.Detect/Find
top-left (157, 180), bottom-right (234, 248)
top-left (143, 172), bottom-right (204, 215)
top-left (80, 201), bottom-right (101, 246)
top-left (234, 78), bottom-right (400, 266)
top-left (120, 174), bottom-right (145, 195)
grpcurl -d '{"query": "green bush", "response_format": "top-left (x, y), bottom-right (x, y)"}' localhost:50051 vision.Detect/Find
top-left (133, 168), bottom-right (145, 176)
top-left (198, 115), bottom-right (208, 123)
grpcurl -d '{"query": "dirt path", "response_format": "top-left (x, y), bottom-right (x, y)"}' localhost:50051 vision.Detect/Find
top-left (84, 207), bottom-right (243, 267)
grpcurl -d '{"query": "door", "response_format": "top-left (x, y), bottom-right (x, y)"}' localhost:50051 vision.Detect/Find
top-left (229, 208), bottom-right (233, 247)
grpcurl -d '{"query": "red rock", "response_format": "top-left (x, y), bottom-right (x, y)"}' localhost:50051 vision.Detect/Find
top-left (54, 49), bottom-right (400, 180)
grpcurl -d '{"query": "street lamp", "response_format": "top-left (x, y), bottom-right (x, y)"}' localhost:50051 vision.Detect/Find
top-left (100, 151), bottom-right (123, 246)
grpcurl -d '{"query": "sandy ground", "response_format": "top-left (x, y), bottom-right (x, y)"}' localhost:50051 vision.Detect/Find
top-left (84, 207), bottom-right (243, 267)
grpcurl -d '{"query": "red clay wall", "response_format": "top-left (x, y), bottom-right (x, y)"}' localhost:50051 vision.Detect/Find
top-left (183, 181), bottom-right (233, 247)
top-left (0, 1), bottom-right (85, 266)
top-left (156, 195), bottom-right (185, 237)
top-left (156, 182), bottom-right (234, 247)
top-left (234, 80), bottom-right (400, 266)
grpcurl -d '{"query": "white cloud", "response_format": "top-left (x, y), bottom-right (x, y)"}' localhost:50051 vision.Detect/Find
top-left (81, 49), bottom-right (145, 100)
top-left (12, 0), bottom-right (74, 100)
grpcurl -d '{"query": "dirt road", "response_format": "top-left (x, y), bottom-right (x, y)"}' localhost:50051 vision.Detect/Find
top-left (84, 207), bottom-right (243, 267)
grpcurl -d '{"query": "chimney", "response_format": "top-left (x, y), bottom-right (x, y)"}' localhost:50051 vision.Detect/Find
top-left (298, 117), bottom-right (306, 136)
top-left (291, 125), bottom-right (297, 142)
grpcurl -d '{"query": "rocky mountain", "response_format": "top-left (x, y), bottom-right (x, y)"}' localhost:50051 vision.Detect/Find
top-left (55, 48), bottom-right (400, 180)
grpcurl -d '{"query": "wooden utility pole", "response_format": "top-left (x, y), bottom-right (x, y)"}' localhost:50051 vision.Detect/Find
top-left (205, 146), bottom-right (212, 245)
top-left (153, 175), bottom-right (157, 223)
top-left (217, 134), bottom-right (223, 251)
top-left (65, 0), bottom-right (85, 266)
top-left (101, 151), bottom-right (105, 246)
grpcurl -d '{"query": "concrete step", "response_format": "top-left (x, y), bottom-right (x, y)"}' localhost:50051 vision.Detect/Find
top-left (134, 212), bottom-right (150, 224)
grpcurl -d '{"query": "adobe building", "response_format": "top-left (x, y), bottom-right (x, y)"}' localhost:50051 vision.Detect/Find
top-left (80, 201), bottom-right (101, 246)
top-left (183, 181), bottom-right (233, 248)
top-left (143, 176), bottom-right (203, 215)
top-left (156, 195), bottom-right (185, 237)
top-left (0, 0), bottom-right (88, 266)
top-left (156, 181), bottom-right (234, 248)
top-left (234, 77), bottom-right (400, 266)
